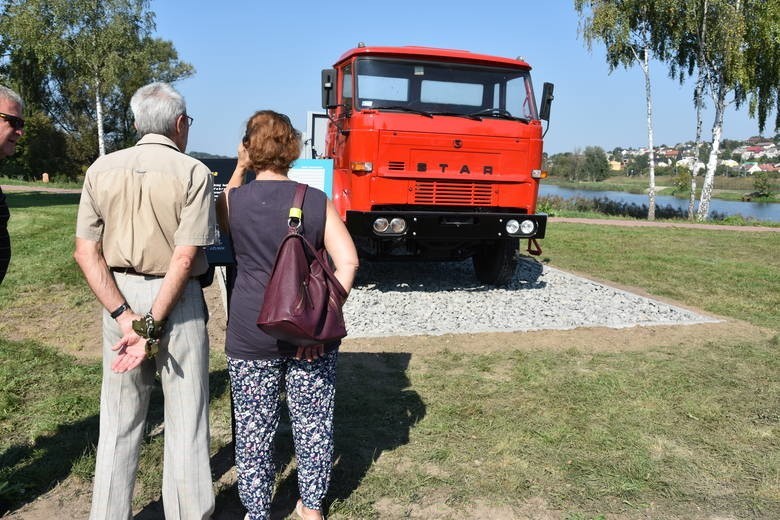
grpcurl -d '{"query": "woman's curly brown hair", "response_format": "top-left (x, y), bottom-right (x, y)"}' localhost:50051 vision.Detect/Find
top-left (242, 110), bottom-right (302, 174)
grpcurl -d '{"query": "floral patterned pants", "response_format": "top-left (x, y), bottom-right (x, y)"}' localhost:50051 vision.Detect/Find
top-left (227, 351), bottom-right (337, 520)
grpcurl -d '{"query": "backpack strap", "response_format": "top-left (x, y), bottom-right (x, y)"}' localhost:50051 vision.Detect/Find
top-left (288, 183), bottom-right (308, 231)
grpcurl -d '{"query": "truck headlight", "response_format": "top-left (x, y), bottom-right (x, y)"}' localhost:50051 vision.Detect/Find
top-left (389, 218), bottom-right (407, 233)
top-left (520, 219), bottom-right (536, 234)
top-left (505, 219), bottom-right (520, 234)
top-left (372, 218), bottom-right (389, 233)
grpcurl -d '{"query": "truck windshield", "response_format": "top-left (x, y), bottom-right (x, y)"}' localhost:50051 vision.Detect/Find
top-left (353, 57), bottom-right (538, 121)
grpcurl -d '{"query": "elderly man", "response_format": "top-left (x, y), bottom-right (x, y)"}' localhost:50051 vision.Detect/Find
top-left (0, 85), bottom-right (24, 284)
top-left (74, 82), bottom-right (216, 520)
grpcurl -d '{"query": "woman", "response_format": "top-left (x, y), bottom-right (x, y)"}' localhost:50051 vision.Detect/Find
top-left (217, 110), bottom-right (359, 520)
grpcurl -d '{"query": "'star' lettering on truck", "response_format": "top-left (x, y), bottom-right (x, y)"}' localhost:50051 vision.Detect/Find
top-left (320, 44), bottom-right (554, 285)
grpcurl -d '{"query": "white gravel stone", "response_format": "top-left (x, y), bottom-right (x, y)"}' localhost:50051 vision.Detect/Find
top-left (342, 258), bottom-right (720, 338)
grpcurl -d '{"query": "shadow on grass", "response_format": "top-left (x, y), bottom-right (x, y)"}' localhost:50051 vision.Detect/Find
top-left (0, 414), bottom-right (100, 516)
top-left (1, 348), bottom-right (420, 518)
top-left (4, 191), bottom-right (81, 208)
top-left (0, 360), bottom-right (232, 517)
top-left (194, 351), bottom-right (426, 520)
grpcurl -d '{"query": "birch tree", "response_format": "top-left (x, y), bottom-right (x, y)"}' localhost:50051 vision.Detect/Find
top-left (1, 0), bottom-right (193, 157)
top-left (669, 0), bottom-right (780, 220)
top-left (689, 0), bottom-right (709, 220)
top-left (574, 0), bottom-right (674, 220)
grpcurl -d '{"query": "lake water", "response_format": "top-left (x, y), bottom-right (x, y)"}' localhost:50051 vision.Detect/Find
top-left (539, 184), bottom-right (780, 222)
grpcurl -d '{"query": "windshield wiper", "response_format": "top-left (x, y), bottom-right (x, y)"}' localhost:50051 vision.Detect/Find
top-left (428, 111), bottom-right (483, 121)
top-left (369, 105), bottom-right (434, 118)
top-left (466, 108), bottom-right (530, 123)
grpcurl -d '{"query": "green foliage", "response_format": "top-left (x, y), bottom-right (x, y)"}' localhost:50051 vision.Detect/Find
top-left (0, 0), bottom-right (194, 176)
top-left (623, 154), bottom-right (649, 176)
top-left (753, 170), bottom-right (773, 198)
top-left (671, 165), bottom-right (693, 194)
top-left (715, 163), bottom-right (738, 177)
top-left (582, 146), bottom-right (610, 181)
top-left (0, 111), bottom-right (75, 180)
top-left (548, 147), bottom-right (610, 182)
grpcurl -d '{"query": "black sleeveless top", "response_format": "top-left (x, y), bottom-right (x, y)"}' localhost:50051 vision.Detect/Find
top-left (225, 180), bottom-right (334, 360)
top-left (0, 187), bottom-right (10, 284)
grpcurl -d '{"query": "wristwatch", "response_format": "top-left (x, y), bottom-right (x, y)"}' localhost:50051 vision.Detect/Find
top-left (110, 302), bottom-right (130, 319)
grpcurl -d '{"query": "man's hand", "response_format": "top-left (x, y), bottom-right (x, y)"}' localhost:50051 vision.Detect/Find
top-left (295, 344), bottom-right (325, 362)
top-left (111, 312), bottom-right (146, 373)
top-left (111, 338), bottom-right (148, 372)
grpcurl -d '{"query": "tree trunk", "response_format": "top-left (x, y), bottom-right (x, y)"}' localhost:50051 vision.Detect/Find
top-left (690, 0), bottom-right (708, 220)
top-left (697, 80), bottom-right (726, 221)
top-left (690, 72), bottom-right (705, 220)
top-left (95, 77), bottom-right (106, 156)
top-left (641, 47), bottom-right (656, 221)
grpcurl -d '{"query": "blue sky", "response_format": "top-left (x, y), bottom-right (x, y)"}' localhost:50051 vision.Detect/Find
top-left (151, 0), bottom-right (776, 157)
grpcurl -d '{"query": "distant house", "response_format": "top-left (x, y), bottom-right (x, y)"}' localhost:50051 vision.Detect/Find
top-left (758, 163), bottom-right (780, 172)
top-left (676, 156), bottom-right (701, 169)
top-left (742, 163), bottom-right (762, 174)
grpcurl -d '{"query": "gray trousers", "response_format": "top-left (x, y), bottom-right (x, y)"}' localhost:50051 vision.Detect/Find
top-left (89, 274), bottom-right (214, 520)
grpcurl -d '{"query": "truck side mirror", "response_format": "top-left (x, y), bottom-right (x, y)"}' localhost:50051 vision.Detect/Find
top-left (322, 69), bottom-right (336, 109)
top-left (539, 82), bottom-right (554, 121)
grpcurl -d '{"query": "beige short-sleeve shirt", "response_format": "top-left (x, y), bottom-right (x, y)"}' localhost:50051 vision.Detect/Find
top-left (76, 134), bottom-right (216, 276)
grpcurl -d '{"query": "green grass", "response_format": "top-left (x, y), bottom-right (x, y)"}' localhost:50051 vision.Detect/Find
top-left (0, 177), bottom-right (83, 190)
top-left (0, 192), bottom-right (89, 310)
top-left (0, 339), bottom-right (101, 506)
top-left (1, 192), bottom-right (779, 518)
top-left (541, 224), bottom-right (780, 330)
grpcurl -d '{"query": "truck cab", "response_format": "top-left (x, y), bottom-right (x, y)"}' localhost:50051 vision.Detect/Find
top-left (322, 44), bottom-right (553, 285)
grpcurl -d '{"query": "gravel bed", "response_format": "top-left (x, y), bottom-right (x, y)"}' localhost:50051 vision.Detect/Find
top-left (342, 258), bottom-right (720, 338)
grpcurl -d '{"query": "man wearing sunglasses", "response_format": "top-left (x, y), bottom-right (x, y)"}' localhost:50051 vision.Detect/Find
top-left (0, 85), bottom-right (24, 285)
top-left (74, 82), bottom-right (215, 520)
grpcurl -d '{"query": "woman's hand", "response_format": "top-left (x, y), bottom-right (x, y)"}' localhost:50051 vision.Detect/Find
top-left (236, 141), bottom-right (251, 171)
top-left (295, 344), bottom-right (325, 362)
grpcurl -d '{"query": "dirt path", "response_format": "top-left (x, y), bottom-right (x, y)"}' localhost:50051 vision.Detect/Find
top-left (1, 184), bottom-right (81, 194)
top-left (549, 216), bottom-right (780, 232)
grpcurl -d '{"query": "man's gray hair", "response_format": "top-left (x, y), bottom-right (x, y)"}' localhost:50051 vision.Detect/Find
top-left (130, 82), bottom-right (186, 137)
top-left (0, 85), bottom-right (24, 109)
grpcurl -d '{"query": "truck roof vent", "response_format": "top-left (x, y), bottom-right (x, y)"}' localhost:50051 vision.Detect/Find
top-left (414, 181), bottom-right (494, 206)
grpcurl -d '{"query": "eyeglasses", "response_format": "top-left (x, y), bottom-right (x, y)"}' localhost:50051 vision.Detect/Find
top-left (0, 112), bottom-right (24, 131)
top-left (182, 114), bottom-right (194, 127)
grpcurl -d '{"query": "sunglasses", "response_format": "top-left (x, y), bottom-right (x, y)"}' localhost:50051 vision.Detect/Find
top-left (0, 112), bottom-right (24, 131)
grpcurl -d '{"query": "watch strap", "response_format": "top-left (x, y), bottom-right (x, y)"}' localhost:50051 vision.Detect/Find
top-left (110, 302), bottom-right (130, 319)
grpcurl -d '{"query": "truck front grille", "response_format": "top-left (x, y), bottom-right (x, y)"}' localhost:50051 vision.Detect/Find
top-left (388, 161), bottom-right (405, 171)
top-left (413, 181), bottom-right (495, 206)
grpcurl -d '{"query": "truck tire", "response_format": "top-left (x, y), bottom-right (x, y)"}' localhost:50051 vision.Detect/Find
top-left (472, 239), bottom-right (519, 285)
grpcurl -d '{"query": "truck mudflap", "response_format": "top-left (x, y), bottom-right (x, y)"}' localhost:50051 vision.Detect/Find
top-left (346, 210), bottom-right (547, 240)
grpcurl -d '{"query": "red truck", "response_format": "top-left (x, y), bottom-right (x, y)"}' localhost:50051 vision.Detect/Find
top-left (320, 44), bottom-right (554, 285)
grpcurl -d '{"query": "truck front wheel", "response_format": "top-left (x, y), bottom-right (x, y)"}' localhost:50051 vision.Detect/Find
top-left (472, 239), bottom-right (519, 285)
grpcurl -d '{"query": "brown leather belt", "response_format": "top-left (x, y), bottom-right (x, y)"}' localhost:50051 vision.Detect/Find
top-left (110, 266), bottom-right (164, 278)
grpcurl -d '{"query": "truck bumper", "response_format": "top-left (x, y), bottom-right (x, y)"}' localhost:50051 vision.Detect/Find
top-left (346, 210), bottom-right (547, 240)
